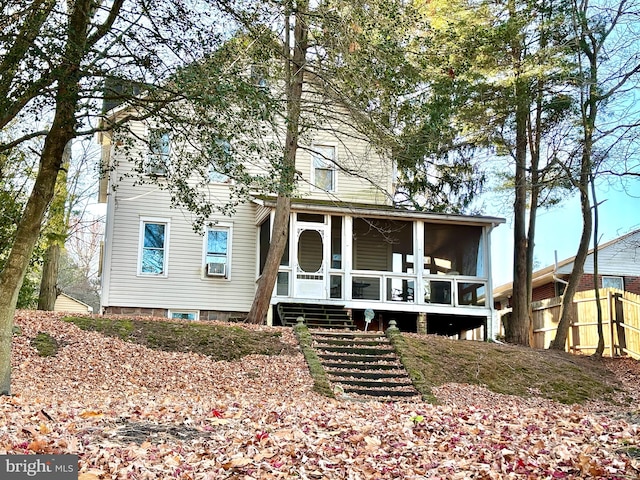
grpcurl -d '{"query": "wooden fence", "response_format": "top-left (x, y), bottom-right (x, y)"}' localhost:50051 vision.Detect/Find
top-left (531, 288), bottom-right (640, 359)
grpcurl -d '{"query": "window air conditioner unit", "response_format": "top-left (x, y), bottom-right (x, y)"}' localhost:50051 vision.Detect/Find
top-left (207, 262), bottom-right (226, 277)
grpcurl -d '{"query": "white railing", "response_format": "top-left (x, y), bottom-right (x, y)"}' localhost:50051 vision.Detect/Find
top-left (346, 271), bottom-right (487, 307)
top-left (275, 268), bottom-right (488, 308)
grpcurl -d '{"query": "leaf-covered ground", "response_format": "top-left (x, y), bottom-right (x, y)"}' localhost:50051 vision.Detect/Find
top-left (2, 311), bottom-right (639, 479)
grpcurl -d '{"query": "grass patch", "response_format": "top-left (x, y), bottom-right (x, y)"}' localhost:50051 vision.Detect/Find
top-left (394, 333), bottom-right (623, 405)
top-left (59, 315), bottom-right (627, 405)
top-left (63, 316), bottom-right (296, 361)
top-left (31, 332), bottom-right (59, 357)
top-left (293, 324), bottom-right (335, 398)
top-left (386, 327), bottom-right (438, 403)
top-left (620, 446), bottom-right (640, 459)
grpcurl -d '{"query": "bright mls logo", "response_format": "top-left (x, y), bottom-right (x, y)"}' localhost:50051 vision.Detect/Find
top-left (0, 455), bottom-right (77, 479)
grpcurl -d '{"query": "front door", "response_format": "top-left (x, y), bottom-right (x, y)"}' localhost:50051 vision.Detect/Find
top-left (294, 224), bottom-right (327, 299)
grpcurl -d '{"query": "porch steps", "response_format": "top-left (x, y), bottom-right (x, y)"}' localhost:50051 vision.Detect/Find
top-left (311, 330), bottom-right (420, 401)
top-left (278, 303), bottom-right (355, 329)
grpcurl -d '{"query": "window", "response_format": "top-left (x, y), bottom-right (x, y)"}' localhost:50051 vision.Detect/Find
top-left (147, 129), bottom-right (170, 176)
top-left (205, 226), bottom-right (231, 278)
top-left (602, 276), bottom-right (624, 290)
top-left (169, 311), bottom-right (199, 321)
top-left (139, 220), bottom-right (169, 275)
top-left (312, 145), bottom-right (336, 192)
top-left (250, 64), bottom-right (268, 88)
top-left (209, 139), bottom-right (231, 183)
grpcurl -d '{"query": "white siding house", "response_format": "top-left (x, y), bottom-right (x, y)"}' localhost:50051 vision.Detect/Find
top-left (99, 108), bottom-right (505, 336)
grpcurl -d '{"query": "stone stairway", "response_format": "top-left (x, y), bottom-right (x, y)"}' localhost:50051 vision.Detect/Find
top-left (311, 330), bottom-right (420, 401)
top-left (278, 303), bottom-right (356, 329)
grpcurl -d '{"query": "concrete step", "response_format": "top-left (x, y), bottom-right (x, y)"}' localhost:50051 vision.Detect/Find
top-left (305, 328), bottom-right (421, 402)
top-left (325, 370), bottom-right (408, 380)
top-left (316, 345), bottom-right (396, 355)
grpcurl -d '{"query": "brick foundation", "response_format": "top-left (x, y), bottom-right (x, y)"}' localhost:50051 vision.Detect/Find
top-left (103, 307), bottom-right (248, 322)
top-left (104, 306), bottom-right (168, 317)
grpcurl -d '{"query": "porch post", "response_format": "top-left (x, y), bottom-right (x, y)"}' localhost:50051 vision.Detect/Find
top-left (344, 215), bottom-right (353, 300)
top-left (415, 221), bottom-right (425, 305)
top-left (417, 312), bottom-right (427, 334)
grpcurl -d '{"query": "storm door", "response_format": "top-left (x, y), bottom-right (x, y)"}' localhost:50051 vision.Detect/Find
top-left (294, 222), bottom-right (328, 299)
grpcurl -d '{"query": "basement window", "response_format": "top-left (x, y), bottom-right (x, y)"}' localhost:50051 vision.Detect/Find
top-left (169, 310), bottom-right (199, 321)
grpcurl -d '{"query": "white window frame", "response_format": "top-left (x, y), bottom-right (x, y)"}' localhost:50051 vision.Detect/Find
top-left (146, 128), bottom-right (170, 176)
top-left (169, 310), bottom-right (200, 321)
top-left (203, 223), bottom-right (232, 280)
top-left (208, 139), bottom-right (232, 184)
top-left (602, 275), bottom-right (624, 290)
top-left (209, 165), bottom-right (231, 184)
top-left (311, 145), bottom-right (337, 192)
top-left (137, 217), bottom-right (170, 277)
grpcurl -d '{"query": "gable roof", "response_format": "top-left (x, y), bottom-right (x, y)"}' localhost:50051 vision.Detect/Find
top-left (54, 292), bottom-right (94, 313)
top-left (494, 228), bottom-right (640, 300)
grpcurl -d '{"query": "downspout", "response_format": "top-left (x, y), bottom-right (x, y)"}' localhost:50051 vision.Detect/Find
top-left (553, 250), bottom-right (569, 288)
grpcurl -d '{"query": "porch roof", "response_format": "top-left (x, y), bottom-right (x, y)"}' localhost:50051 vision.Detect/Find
top-left (253, 196), bottom-right (505, 227)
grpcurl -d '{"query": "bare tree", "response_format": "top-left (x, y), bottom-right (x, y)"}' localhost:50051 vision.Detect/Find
top-left (551, 0), bottom-right (640, 350)
top-left (0, 0), bottom-right (230, 394)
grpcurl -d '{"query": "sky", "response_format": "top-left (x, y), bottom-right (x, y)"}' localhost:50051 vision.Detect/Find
top-left (486, 177), bottom-right (640, 288)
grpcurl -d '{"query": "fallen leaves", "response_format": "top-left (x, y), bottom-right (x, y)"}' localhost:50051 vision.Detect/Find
top-left (1, 310), bottom-right (639, 479)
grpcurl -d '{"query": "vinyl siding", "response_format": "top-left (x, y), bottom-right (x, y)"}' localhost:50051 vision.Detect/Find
top-left (247, 93), bottom-right (395, 205)
top-left (54, 294), bottom-right (92, 313)
top-left (102, 121), bottom-right (258, 313)
top-left (296, 128), bottom-right (393, 204)
top-left (101, 109), bottom-right (391, 314)
top-left (557, 230), bottom-right (640, 276)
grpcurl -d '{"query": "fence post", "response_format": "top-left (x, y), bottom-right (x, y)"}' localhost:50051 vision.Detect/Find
top-left (614, 292), bottom-right (628, 356)
top-left (607, 290), bottom-right (615, 357)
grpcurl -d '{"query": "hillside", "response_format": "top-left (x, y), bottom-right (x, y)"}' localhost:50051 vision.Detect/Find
top-left (3, 311), bottom-right (639, 479)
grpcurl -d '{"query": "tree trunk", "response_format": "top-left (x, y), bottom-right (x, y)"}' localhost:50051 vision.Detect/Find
top-left (549, 183), bottom-right (592, 350)
top-left (0, 0), bottom-right (90, 394)
top-left (0, 127), bottom-right (73, 394)
top-left (37, 243), bottom-right (61, 311)
top-left (247, 195), bottom-right (292, 323)
top-left (37, 142), bottom-right (71, 311)
top-left (505, 32), bottom-right (530, 345)
top-left (550, 8), bottom-right (597, 351)
top-left (246, 1), bottom-right (308, 324)
top-left (592, 175), bottom-right (604, 357)
top-left (508, 107), bottom-right (530, 345)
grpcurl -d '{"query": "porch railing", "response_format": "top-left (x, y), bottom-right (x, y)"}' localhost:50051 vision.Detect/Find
top-left (275, 268), bottom-right (487, 307)
top-left (341, 271), bottom-right (487, 307)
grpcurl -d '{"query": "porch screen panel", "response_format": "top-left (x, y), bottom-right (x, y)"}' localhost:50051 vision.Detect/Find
top-left (331, 216), bottom-right (342, 269)
top-left (259, 218), bottom-right (270, 275)
top-left (424, 224), bottom-right (484, 276)
top-left (352, 218), bottom-right (389, 271)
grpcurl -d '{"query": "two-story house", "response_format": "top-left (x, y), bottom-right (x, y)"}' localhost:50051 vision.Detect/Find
top-left (98, 103), bottom-right (504, 337)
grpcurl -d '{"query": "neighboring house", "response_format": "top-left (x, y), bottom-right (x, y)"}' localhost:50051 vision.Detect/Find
top-left (98, 106), bottom-right (505, 338)
top-left (54, 293), bottom-right (93, 314)
top-left (494, 228), bottom-right (640, 309)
